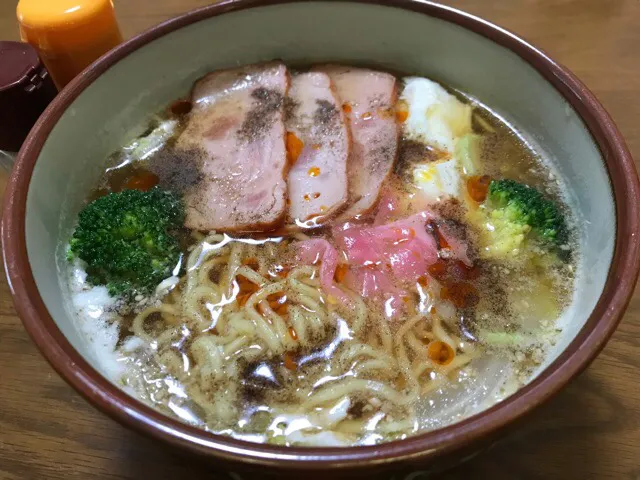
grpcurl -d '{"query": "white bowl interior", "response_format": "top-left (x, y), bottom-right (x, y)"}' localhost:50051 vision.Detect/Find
top-left (25, 1), bottom-right (614, 421)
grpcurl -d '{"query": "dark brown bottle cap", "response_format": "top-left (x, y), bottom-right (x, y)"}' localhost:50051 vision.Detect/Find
top-left (0, 41), bottom-right (57, 152)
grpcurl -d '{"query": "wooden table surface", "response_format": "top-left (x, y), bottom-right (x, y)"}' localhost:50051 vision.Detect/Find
top-left (1, 0), bottom-right (639, 478)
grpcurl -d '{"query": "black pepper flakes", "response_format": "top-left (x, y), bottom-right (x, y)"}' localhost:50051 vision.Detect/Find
top-left (238, 87), bottom-right (284, 142)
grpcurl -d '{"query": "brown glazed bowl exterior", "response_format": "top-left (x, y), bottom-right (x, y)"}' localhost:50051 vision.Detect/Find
top-left (2, 1), bottom-right (639, 478)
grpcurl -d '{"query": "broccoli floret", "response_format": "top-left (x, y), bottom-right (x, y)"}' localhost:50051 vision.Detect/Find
top-left (480, 208), bottom-right (532, 259)
top-left (69, 187), bottom-right (184, 298)
top-left (468, 179), bottom-right (570, 262)
top-left (487, 179), bottom-right (568, 246)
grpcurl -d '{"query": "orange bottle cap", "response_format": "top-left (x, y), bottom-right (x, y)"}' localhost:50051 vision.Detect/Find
top-left (17, 0), bottom-right (122, 88)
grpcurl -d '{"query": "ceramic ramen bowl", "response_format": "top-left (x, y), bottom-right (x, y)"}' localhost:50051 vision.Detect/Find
top-left (3, 1), bottom-right (639, 478)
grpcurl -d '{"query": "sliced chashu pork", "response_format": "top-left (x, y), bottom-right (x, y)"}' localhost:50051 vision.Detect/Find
top-left (286, 72), bottom-right (350, 227)
top-left (177, 63), bottom-right (289, 231)
top-left (315, 65), bottom-right (399, 220)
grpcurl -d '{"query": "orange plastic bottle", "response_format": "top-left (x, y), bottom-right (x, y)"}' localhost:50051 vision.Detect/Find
top-left (17, 0), bottom-right (123, 89)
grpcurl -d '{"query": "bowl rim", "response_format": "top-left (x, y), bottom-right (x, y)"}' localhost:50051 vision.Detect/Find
top-left (3, 0), bottom-right (639, 469)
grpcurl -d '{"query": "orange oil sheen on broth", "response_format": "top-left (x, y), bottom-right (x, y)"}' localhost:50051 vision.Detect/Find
top-left (67, 64), bottom-right (576, 447)
top-left (286, 131), bottom-right (304, 165)
top-left (466, 175), bottom-right (491, 203)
